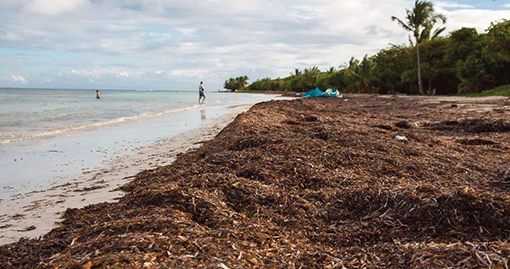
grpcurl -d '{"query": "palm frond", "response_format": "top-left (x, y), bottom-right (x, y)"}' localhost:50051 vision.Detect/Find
top-left (391, 16), bottom-right (413, 32)
top-left (431, 13), bottom-right (447, 24)
top-left (431, 27), bottom-right (446, 39)
top-left (419, 27), bottom-right (431, 42)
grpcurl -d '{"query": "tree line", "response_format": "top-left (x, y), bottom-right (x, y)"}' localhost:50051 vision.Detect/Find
top-left (224, 1), bottom-right (509, 95)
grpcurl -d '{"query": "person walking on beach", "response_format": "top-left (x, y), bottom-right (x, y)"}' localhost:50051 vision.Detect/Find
top-left (96, 90), bottom-right (100, 100)
top-left (198, 81), bottom-right (206, 104)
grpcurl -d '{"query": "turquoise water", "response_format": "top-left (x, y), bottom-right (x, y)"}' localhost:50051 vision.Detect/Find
top-left (0, 88), bottom-right (267, 145)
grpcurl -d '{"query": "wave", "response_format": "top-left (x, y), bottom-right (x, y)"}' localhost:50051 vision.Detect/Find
top-left (0, 104), bottom-right (204, 145)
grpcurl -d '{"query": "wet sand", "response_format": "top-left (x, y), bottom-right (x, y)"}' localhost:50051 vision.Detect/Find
top-left (0, 105), bottom-right (252, 245)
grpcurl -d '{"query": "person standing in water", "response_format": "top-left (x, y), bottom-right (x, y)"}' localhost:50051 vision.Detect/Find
top-left (96, 90), bottom-right (100, 99)
top-left (198, 81), bottom-right (206, 104)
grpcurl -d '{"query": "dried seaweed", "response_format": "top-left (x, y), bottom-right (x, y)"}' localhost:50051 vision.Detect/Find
top-left (457, 138), bottom-right (496, 145)
top-left (1, 96), bottom-right (509, 268)
top-left (430, 118), bottom-right (510, 133)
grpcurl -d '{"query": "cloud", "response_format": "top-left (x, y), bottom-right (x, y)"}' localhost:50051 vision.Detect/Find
top-left (0, 0), bottom-right (24, 9)
top-left (169, 69), bottom-right (210, 79)
top-left (68, 69), bottom-right (145, 79)
top-left (0, 32), bottom-right (22, 41)
top-left (503, 4), bottom-right (510, 8)
top-left (24, 0), bottom-right (88, 16)
top-left (0, 0), bottom-right (509, 90)
top-left (69, 69), bottom-right (102, 78)
top-left (174, 27), bottom-right (197, 37)
top-left (436, 8), bottom-right (510, 34)
top-left (435, 1), bottom-right (474, 9)
top-left (10, 75), bottom-right (27, 83)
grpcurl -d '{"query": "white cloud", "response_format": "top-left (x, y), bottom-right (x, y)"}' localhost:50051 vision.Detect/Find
top-left (0, 0), bottom-right (509, 90)
top-left (109, 70), bottom-right (144, 78)
top-left (0, 0), bottom-right (24, 9)
top-left (436, 8), bottom-right (510, 33)
top-left (10, 75), bottom-right (27, 84)
top-left (503, 4), bottom-right (510, 8)
top-left (24, 0), bottom-right (88, 16)
top-left (69, 69), bottom-right (101, 78)
top-left (174, 28), bottom-right (197, 37)
top-left (169, 69), bottom-right (210, 79)
top-left (435, 1), bottom-right (474, 9)
top-left (68, 69), bottom-right (146, 79)
top-left (0, 32), bottom-right (22, 41)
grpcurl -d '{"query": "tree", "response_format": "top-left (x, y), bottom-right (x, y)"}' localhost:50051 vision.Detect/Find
top-left (238, 20), bottom-right (507, 95)
top-left (288, 69), bottom-right (305, 91)
top-left (224, 78), bottom-right (237, 91)
top-left (235, 75), bottom-right (249, 90)
top-left (419, 23), bottom-right (446, 43)
top-left (484, 20), bottom-right (510, 86)
top-left (224, 76), bottom-right (249, 92)
top-left (302, 66), bottom-right (320, 89)
top-left (372, 45), bottom-right (413, 94)
top-left (485, 20), bottom-right (510, 61)
top-left (248, 77), bottom-right (283, 91)
top-left (446, 27), bottom-right (490, 93)
top-left (290, 69), bottom-right (302, 78)
top-left (392, 0), bottom-right (446, 95)
top-left (419, 38), bottom-right (458, 95)
top-left (345, 56), bottom-right (375, 93)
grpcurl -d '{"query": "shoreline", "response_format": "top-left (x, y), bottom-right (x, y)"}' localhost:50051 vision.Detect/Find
top-left (1, 95), bottom-right (509, 268)
top-left (0, 105), bottom-right (253, 245)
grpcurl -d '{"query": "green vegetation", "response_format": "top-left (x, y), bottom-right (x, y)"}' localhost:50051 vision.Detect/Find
top-left (224, 76), bottom-right (249, 92)
top-left (464, 85), bottom-right (510, 97)
top-left (224, 2), bottom-right (510, 96)
top-left (391, 0), bottom-right (446, 95)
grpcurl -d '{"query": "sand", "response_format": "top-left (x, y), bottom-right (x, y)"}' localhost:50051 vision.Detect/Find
top-left (0, 105), bottom-right (252, 245)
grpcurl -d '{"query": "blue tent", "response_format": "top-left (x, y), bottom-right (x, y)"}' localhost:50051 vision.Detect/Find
top-left (302, 88), bottom-right (343, 98)
top-left (302, 88), bottom-right (324, 98)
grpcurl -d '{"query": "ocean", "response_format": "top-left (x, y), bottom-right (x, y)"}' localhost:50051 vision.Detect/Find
top-left (0, 88), bottom-right (280, 197)
top-left (0, 88), bottom-right (272, 145)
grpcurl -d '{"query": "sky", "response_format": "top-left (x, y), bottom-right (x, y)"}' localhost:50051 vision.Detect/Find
top-left (0, 0), bottom-right (509, 90)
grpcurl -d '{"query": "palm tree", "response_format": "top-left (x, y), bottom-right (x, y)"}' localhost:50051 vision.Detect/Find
top-left (419, 24), bottom-right (446, 43)
top-left (235, 75), bottom-right (249, 90)
top-left (392, 0), bottom-right (446, 95)
top-left (303, 66), bottom-right (320, 89)
top-left (290, 68), bottom-right (302, 78)
top-left (345, 56), bottom-right (374, 93)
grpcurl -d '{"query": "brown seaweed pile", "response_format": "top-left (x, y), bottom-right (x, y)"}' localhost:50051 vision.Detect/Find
top-left (1, 96), bottom-right (509, 268)
top-left (430, 118), bottom-right (510, 133)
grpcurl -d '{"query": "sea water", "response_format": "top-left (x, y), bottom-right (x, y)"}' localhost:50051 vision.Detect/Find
top-left (0, 88), bottom-right (273, 145)
top-left (0, 88), bottom-right (279, 198)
